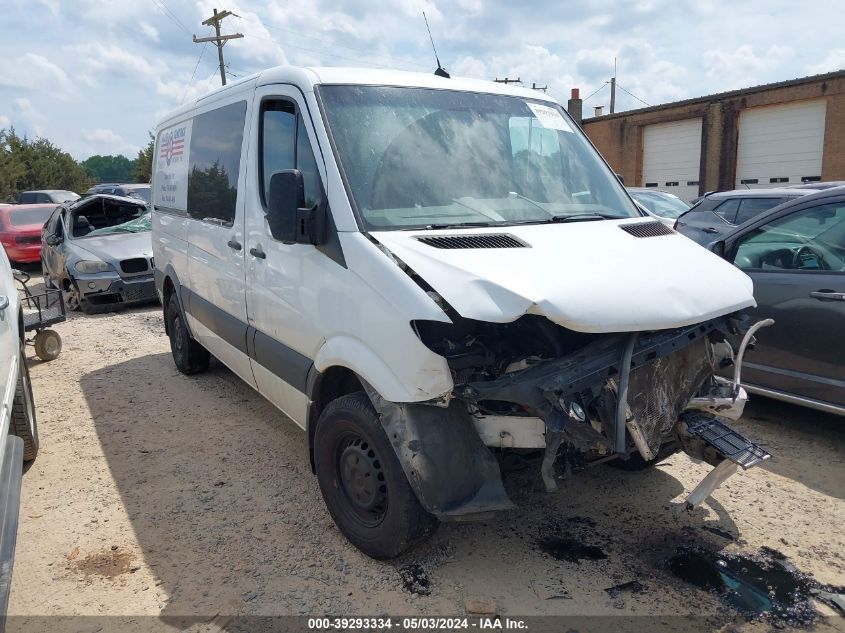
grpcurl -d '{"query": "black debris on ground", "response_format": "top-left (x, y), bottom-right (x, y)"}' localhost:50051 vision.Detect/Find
top-left (399, 564), bottom-right (431, 596)
top-left (666, 545), bottom-right (837, 628)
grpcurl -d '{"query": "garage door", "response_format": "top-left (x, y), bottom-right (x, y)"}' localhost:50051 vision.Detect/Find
top-left (735, 100), bottom-right (826, 189)
top-left (642, 118), bottom-right (702, 202)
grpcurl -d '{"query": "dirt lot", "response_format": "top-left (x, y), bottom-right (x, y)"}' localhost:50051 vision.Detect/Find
top-left (7, 279), bottom-right (845, 631)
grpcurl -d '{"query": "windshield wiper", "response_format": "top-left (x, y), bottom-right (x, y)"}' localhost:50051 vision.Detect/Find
top-left (549, 213), bottom-right (620, 223)
top-left (424, 221), bottom-right (495, 230)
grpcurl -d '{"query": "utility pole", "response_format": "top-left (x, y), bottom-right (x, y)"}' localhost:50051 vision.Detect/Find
top-left (609, 57), bottom-right (617, 114)
top-left (193, 8), bottom-right (243, 86)
top-left (494, 77), bottom-right (521, 84)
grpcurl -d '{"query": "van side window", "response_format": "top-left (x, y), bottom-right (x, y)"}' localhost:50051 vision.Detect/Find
top-left (296, 115), bottom-right (321, 208)
top-left (260, 101), bottom-right (296, 205)
top-left (187, 100), bottom-right (247, 225)
top-left (260, 99), bottom-right (322, 210)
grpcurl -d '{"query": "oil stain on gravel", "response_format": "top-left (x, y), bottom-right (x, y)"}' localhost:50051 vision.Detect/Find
top-left (399, 564), bottom-right (431, 595)
top-left (73, 549), bottom-right (134, 578)
top-left (538, 537), bottom-right (608, 563)
top-left (668, 545), bottom-right (842, 627)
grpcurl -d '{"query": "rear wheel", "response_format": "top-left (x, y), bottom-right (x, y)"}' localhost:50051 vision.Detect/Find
top-left (314, 392), bottom-right (437, 559)
top-left (167, 293), bottom-right (209, 374)
top-left (10, 343), bottom-right (39, 461)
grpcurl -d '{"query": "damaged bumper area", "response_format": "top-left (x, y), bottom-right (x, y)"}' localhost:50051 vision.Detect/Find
top-left (371, 313), bottom-right (771, 521)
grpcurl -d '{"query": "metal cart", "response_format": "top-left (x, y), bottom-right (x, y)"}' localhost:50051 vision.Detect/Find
top-left (14, 270), bottom-right (65, 361)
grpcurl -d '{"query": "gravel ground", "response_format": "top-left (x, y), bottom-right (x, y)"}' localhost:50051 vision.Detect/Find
top-left (7, 278), bottom-right (845, 632)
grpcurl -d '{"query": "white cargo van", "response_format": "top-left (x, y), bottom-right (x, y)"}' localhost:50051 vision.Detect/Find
top-left (152, 66), bottom-right (770, 558)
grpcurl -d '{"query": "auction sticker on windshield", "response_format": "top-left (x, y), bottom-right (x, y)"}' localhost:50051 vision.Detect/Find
top-left (154, 120), bottom-right (193, 211)
top-left (526, 102), bottom-right (573, 132)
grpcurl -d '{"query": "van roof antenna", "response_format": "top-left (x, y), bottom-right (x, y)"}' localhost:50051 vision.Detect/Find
top-left (423, 12), bottom-right (450, 78)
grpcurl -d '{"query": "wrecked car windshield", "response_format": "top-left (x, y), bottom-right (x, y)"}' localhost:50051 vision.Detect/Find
top-left (86, 212), bottom-right (151, 236)
top-left (318, 85), bottom-right (640, 230)
top-left (70, 199), bottom-right (150, 238)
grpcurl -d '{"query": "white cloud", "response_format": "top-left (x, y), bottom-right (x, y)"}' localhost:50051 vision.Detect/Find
top-left (66, 42), bottom-right (160, 77)
top-left (0, 52), bottom-right (73, 97)
top-left (140, 21), bottom-right (160, 43)
top-left (11, 98), bottom-right (46, 137)
top-left (703, 45), bottom-right (793, 90)
top-left (0, 114), bottom-right (10, 129)
top-left (808, 49), bottom-right (845, 75)
top-left (80, 128), bottom-right (139, 158)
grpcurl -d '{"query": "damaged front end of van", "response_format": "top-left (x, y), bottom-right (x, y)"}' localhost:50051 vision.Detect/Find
top-left (365, 224), bottom-right (772, 523)
top-left (367, 308), bottom-right (771, 521)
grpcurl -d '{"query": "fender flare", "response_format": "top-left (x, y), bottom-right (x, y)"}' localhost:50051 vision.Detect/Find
top-left (155, 265), bottom-right (192, 337)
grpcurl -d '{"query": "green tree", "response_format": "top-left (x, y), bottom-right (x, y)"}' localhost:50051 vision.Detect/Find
top-left (0, 127), bottom-right (93, 201)
top-left (133, 133), bottom-right (155, 183)
top-left (82, 154), bottom-right (137, 183)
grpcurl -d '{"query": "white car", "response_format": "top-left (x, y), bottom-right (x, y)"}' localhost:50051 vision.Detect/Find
top-left (152, 66), bottom-right (770, 558)
top-left (0, 247), bottom-right (39, 613)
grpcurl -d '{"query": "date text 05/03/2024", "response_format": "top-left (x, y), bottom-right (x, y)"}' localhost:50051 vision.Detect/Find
top-left (307, 617), bottom-right (528, 630)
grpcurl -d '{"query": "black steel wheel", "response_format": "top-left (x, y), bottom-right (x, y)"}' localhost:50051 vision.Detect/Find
top-left (314, 392), bottom-right (437, 559)
top-left (337, 434), bottom-right (388, 526)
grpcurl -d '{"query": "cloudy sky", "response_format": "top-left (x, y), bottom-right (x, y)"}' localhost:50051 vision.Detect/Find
top-left (1, 0), bottom-right (843, 160)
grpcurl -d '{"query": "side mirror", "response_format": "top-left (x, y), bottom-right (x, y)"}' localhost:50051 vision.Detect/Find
top-left (45, 234), bottom-right (62, 246)
top-left (267, 170), bottom-right (326, 245)
top-left (712, 240), bottom-right (726, 258)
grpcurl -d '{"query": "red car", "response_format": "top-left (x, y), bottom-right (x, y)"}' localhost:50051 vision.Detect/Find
top-left (0, 203), bottom-right (57, 263)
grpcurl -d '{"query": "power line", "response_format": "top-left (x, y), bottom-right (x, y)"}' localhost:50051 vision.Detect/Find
top-left (149, 0), bottom-right (191, 35)
top-left (182, 43), bottom-right (208, 104)
top-left (583, 82), bottom-right (609, 101)
top-left (614, 82), bottom-right (651, 107)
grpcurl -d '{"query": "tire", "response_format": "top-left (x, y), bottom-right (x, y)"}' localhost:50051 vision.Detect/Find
top-left (61, 277), bottom-right (80, 312)
top-left (33, 329), bottom-right (62, 361)
top-left (166, 293), bottom-right (209, 375)
top-left (10, 343), bottom-right (39, 462)
top-left (313, 392), bottom-right (437, 559)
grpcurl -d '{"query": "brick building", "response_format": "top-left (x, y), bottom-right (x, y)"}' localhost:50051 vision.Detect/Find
top-left (578, 70), bottom-right (845, 201)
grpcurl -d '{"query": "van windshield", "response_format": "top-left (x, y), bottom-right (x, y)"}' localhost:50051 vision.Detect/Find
top-left (317, 85), bottom-right (639, 230)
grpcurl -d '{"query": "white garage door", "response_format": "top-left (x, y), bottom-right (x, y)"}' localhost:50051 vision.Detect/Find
top-left (736, 100), bottom-right (826, 189)
top-left (642, 118), bottom-right (702, 202)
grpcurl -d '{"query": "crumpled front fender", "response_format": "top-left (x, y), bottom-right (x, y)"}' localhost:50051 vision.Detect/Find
top-left (364, 385), bottom-right (514, 521)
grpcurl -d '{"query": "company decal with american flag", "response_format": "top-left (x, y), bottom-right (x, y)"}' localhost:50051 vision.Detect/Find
top-left (159, 126), bottom-right (186, 166)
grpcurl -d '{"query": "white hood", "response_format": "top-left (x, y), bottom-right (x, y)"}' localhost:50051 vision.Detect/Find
top-left (372, 220), bottom-right (756, 333)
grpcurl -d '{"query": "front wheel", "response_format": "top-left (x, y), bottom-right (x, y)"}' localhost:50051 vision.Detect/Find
top-left (61, 277), bottom-right (80, 312)
top-left (314, 392), bottom-right (437, 559)
top-left (10, 343), bottom-right (39, 461)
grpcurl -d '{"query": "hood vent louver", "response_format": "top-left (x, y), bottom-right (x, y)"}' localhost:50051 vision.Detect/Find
top-left (415, 234), bottom-right (528, 249)
top-left (620, 221), bottom-right (675, 238)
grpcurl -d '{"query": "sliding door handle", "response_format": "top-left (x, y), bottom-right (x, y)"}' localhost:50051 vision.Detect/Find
top-left (809, 290), bottom-right (845, 301)
top-left (249, 246), bottom-right (266, 260)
